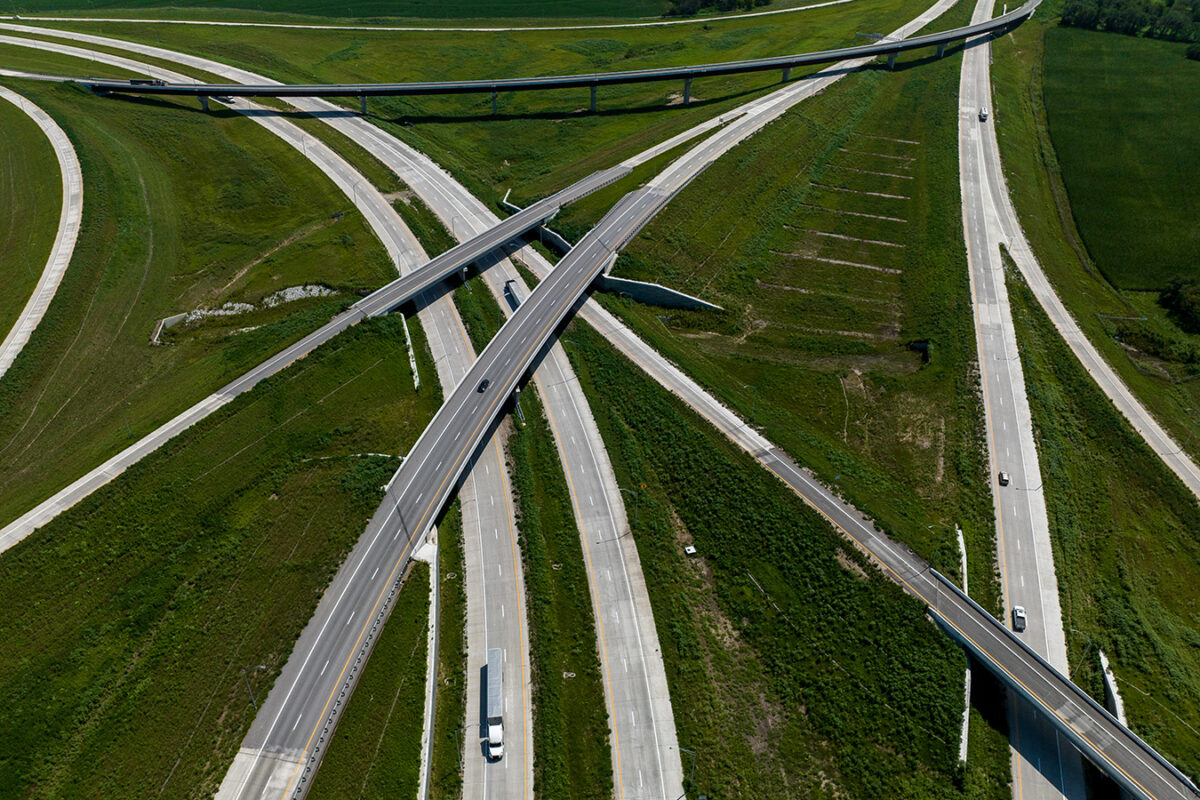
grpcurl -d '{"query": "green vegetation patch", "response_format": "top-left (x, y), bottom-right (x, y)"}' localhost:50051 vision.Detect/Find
top-left (565, 320), bottom-right (968, 797)
top-left (1007, 256), bottom-right (1200, 777)
top-left (1043, 26), bottom-right (1200, 290)
top-left (453, 272), bottom-right (508, 354)
top-left (430, 501), bottom-right (467, 800)
top-left (0, 314), bottom-right (440, 798)
top-left (508, 393), bottom-right (613, 800)
top-left (595, 0), bottom-right (998, 607)
top-left (0, 93), bottom-right (60, 347)
top-left (308, 562), bottom-right (430, 800)
top-left (0, 78), bottom-right (394, 531)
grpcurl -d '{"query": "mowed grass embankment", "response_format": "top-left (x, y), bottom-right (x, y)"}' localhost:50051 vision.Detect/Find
top-left (565, 318), bottom-right (970, 798)
top-left (0, 93), bottom-right (60, 346)
top-left (1042, 26), bottom-right (1200, 291)
top-left (0, 77), bottom-right (395, 531)
top-left (307, 561), bottom-right (430, 800)
top-left (0, 40), bottom-right (141, 79)
top-left (508, 392), bottom-right (612, 800)
top-left (0, 314), bottom-right (440, 799)
top-left (597, 0), bottom-right (999, 602)
top-left (1006, 257), bottom-right (1200, 780)
top-left (38, 0), bottom-right (930, 204)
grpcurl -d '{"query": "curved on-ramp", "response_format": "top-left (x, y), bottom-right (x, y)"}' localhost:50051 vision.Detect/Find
top-left (0, 84), bottom-right (82, 380)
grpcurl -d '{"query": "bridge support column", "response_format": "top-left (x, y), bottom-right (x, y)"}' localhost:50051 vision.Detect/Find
top-left (491, 91), bottom-right (498, 116)
top-left (590, 84), bottom-right (597, 113)
top-left (937, 42), bottom-right (947, 58)
top-left (782, 66), bottom-right (792, 82)
top-left (360, 95), bottom-right (367, 115)
top-left (887, 51), bottom-right (898, 70)
top-left (683, 77), bottom-right (693, 106)
top-left (199, 95), bottom-right (209, 112)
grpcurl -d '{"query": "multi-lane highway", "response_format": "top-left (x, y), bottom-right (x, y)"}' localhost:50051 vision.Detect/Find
top-left (0, 85), bottom-right (82, 379)
top-left (79, 2), bottom-right (1036, 105)
top-left (957, 2), bottom-right (1084, 798)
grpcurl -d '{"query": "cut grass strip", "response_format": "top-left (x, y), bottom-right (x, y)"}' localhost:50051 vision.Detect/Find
top-left (307, 562), bottom-right (430, 800)
top-left (508, 391), bottom-right (612, 800)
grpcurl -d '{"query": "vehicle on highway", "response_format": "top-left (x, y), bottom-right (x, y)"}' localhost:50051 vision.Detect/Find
top-left (503, 279), bottom-right (521, 311)
top-left (998, 471), bottom-right (1010, 486)
top-left (979, 107), bottom-right (989, 121)
top-left (129, 78), bottom-right (166, 87)
top-left (478, 379), bottom-right (491, 393)
top-left (486, 647), bottom-right (505, 761)
top-left (1012, 606), bottom-right (1027, 632)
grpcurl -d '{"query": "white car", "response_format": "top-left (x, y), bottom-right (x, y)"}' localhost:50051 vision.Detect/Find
top-left (1012, 606), bottom-right (1027, 632)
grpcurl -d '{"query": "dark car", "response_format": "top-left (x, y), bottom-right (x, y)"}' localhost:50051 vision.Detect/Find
top-left (478, 379), bottom-right (491, 393)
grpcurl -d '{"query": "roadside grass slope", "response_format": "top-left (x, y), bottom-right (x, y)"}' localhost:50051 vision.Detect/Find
top-left (1042, 25), bottom-right (1199, 292)
top-left (1007, 259), bottom-right (1200, 780)
top-left (0, 78), bottom-right (394, 531)
top-left (566, 318), bottom-right (971, 798)
top-left (594, 0), bottom-right (999, 605)
top-left (0, 93), bottom-right (60, 348)
top-left (0, 315), bottom-right (439, 799)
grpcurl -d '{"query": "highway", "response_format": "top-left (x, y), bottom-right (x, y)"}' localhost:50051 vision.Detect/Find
top-left (957, 2), bottom-right (1084, 799)
top-left (0, 85), bottom-right (82, 380)
top-left (76, 2), bottom-right (1037, 104)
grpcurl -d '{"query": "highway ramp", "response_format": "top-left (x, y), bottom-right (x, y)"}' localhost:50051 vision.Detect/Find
top-left (0, 84), bottom-right (82, 380)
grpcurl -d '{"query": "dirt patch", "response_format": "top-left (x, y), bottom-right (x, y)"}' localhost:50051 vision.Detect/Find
top-left (666, 91), bottom-right (698, 106)
top-left (384, 189), bottom-right (415, 204)
top-left (212, 219), bottom-right (332, 300)
top-left (835, 548), bottom-right (870, 581)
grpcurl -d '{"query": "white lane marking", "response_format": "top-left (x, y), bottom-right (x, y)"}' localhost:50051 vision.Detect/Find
top-left (320, 660), bottom-right (329, 676)
top-left (371, 566), bottom-right (379, 580)
top-left (501, 604), bottom-right (505, 618)
top-left (345, 611), bottom-right (355, 626)
top-left (293, 713), bottom-right (303, 731)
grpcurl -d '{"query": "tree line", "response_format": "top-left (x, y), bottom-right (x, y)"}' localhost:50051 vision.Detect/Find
top-left (666, 0), bottom-right (772, 16)
top-left (1060, 0), bottom-right (1200, 46)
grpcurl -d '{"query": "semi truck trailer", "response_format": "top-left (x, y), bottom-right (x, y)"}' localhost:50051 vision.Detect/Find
top-left (486, 647), bottom-right (505, 760)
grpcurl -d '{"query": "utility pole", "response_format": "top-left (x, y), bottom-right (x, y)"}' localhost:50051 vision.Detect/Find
top-left (241, 665), bottom-right (266, 710)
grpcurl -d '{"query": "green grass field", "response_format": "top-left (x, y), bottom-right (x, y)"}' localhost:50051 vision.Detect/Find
top-left (1007, 259), bottom-right (1200, 779)
top-left (508, 393), bottom-right (612, 800)
top-left (0, 314), bottom-right (440, 798)
top-left (1042, 26), bottom-right (1200, 291)
top-left (307, 562), bottom-right (430, 800)
top-left (32, 0), bottom-right (927, 208)
top-left (0, 77), bottom-right (395, 533)
top-left (4, 0), bottom-right (670, 20)
top-left (0, 93), bottom-right (60, 349)
top-left (565, 318), bottom-right (970, 797)
top-left (591, 0), bottom-right (1000, 611)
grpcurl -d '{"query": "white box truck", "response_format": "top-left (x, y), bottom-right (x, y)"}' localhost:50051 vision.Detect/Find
top-left (487, 647), bottom-right (505, 760)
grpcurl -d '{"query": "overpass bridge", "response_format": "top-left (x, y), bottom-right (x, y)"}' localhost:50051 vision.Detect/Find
top-left (81, 0), bottom-right (1038, 113)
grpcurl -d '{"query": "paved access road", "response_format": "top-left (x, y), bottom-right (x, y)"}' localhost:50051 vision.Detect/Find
top-left (957, 4), bottom-right (1084, 799)
top-left (0, 85), bottom-right (82, 379)
top-left (79, 1), bottom-right (1036, 102)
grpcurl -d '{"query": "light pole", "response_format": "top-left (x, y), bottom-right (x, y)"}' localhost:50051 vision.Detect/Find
top-left (241, 664), bottom-right (266, 710)
top-left (676, 746), bottom-right (700, 800)
top-left (119, 402), bottom-right (133, 439)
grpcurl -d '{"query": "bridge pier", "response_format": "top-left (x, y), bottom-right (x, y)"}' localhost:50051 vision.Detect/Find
top-left (199, 95), bottom-right (209, 112)
top-left (782, 66), bottom-right (792, 82)
top-left (491, 91), bottom-right (498, 116)
top-left (887, 51), bottom-right (898, 70)
top-left (359, 95), bottom-right (367, 115)
top-left (937, 42), bottom-right (947, 58)
top-left (683, 77), bottom-right (693, 106)
top-left (590, 84), bottom-right (597, 113)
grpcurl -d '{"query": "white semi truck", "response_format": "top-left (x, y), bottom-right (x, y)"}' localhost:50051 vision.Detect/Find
top-left (486, 647), bottom-right (505, 760)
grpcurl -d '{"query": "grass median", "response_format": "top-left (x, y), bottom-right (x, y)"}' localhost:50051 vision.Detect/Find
top-left (508, 391), bottom-right (613, 800)
top-left (0, 313), bottom-right (440, 798)
top-left (429, 500), bottom-right (467, 800)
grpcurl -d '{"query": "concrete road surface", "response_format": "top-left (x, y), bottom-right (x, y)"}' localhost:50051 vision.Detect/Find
top-left (958, 3), bottom-right (1083, 798)
top-left (0, 85), bottom-right (82, 379)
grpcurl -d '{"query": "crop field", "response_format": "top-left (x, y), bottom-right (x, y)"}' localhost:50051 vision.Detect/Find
top-left (30, 0), bottom-right (929, 205)
top-left (508, 392), bottom-right (612, 800)
top-left (1043, 26), bottom-right (1200, 291)
top-left (0, 93), bottom-right (59, 348)
top-left (307, 562), bottom-right (430, 800)
top-left (1007, 261), bottom-right (1200, 780)
top-left (565, 318), bottom-right (971, 798)
top-left (0, 77), bottom-right (395, 532)
top-left (0, 315), bottom-right (440, 798)
top-left (594, 0), bottom-right (1000, 606)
